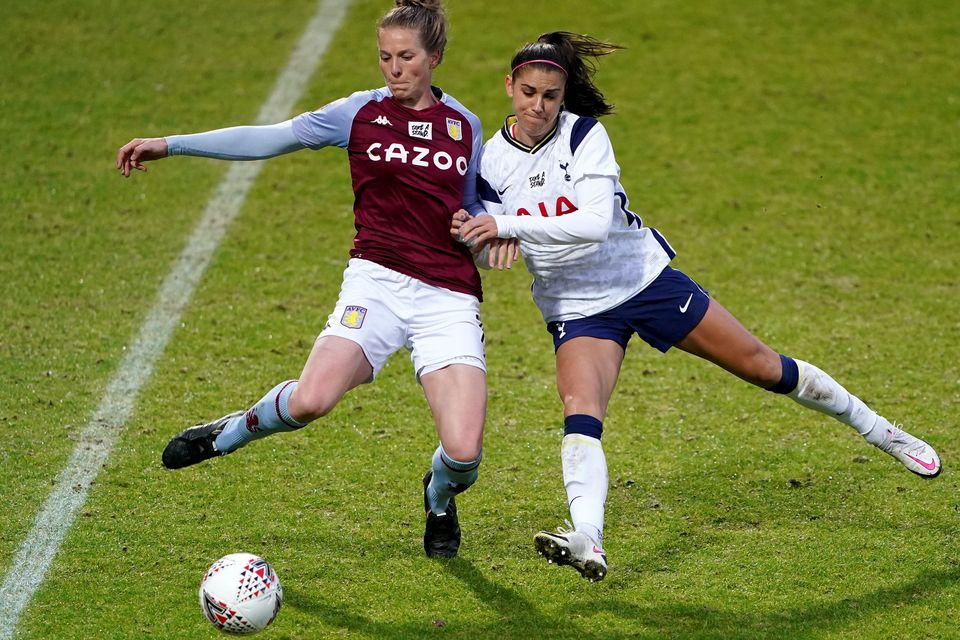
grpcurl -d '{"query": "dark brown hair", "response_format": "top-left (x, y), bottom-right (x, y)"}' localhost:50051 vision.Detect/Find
top-left (511, 32), bottom-right (623, 117)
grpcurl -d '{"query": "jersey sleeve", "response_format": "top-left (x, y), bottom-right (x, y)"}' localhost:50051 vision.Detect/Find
top-left (291, 88), bottom-right (387, 150)
top-left (490, 118), bottom-right (620, 244)
top-left (495, 175), bottom-right (615, 244)
top-left (460, 112), bottom-right (486, 216)
top-left (165, 120), bottom-right (304, 160)
top-left (569, 121), bottom-right (619, 184)
top-left (475, 145), bottom-right (505, 217)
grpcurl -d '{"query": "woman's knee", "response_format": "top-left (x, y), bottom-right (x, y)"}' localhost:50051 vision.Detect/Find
top-left (442, 443), bottom-right (482, 462)
top-left (439, 426), bottom-right (484, 461)
top-left (558, 386), bottom-right (606, 419)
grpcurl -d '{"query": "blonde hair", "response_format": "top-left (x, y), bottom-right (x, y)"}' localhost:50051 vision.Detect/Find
top-left (379, 0), bottom-right (447, 63)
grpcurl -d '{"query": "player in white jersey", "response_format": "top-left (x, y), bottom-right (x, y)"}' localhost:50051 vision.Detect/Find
top-left (455, 31), bottom-right (941, 582)
top-left (479, 108), bottom-right (674, 323)
top-left (117, 0), bottom-right (488, 560)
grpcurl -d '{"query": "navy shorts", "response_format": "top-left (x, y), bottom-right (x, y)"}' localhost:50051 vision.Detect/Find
top-left (546, 267), bottom-right (711, 353)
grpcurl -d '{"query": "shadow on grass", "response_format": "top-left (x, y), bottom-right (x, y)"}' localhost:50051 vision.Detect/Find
top-left (282, 558), bottom-right (635, 640)
top-left (562, 566), bottom-right (960, 639)
top-left (284, 562), bottom-right (960, 639)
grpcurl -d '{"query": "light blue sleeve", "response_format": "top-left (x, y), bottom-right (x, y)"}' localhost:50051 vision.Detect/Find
top-left (165, 120), bottom-right (304, 160)
top-left (291, 88), bottom-right (389, 150)
top-left (437, 92), bottom-right (485, 216)
top-left (461, 111), bottom-right (485, 216)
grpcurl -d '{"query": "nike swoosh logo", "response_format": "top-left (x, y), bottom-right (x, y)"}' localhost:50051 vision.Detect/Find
top-left (906, 454), bottom-right (938, 471)
top-left (497, 186), bottom-right (509, 196)
top-left (679, 293), bottom-right (693, 313)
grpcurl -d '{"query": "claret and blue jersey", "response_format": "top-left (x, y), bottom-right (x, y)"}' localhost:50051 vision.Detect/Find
top-left (292, 86), bottom-right (484, 299)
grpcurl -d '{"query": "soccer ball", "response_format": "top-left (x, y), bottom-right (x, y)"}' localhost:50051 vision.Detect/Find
top-left (199, 553), bottom-right (283, 634)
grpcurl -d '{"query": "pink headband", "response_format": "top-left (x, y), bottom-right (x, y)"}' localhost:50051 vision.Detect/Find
top-left (511, 58), bottom-right (568, 76)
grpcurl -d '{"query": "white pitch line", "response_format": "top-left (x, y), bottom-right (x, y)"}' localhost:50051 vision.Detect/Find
top-left (0, 1), bottom-right (351, 637)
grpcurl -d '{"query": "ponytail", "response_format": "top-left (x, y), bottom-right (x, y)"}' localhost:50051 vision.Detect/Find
top-left (510, 32), bottom-right (622, 117)
top-left (379, 0), bottom-right (448, 63)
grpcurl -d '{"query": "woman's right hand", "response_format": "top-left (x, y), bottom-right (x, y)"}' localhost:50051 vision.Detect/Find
top-left (116, 137), bottom-right (168, 177)
top-left (485, 237), bottom-right (520, 270)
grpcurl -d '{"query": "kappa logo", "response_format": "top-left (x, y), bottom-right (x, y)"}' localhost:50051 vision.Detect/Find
top-left (408, 121), bottom-right (432, 140)
top-left (528, 171), bottom-right (546, 188)
top-left (446, 117), bottom-right (462, 141)
top-left (341, 305), bottom-right (367, 329)
top-left (372, 115), bottom-right (392, 126)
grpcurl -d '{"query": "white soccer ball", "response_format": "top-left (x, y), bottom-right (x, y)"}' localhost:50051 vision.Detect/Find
top-left (199, 552), bottom-right (283, 634)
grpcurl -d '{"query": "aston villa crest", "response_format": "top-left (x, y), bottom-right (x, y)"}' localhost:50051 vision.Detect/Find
top-left (340, 305), bottom-right (367, 329)
top-left (446, 117), bottom-right (462, 141)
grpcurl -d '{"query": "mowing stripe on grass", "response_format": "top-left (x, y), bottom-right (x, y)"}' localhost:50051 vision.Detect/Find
top-left (0, 1), bottom-right (351, 636)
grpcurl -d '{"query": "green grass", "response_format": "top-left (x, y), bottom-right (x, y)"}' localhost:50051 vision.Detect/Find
top-left (2, 0), bottom-right (959, 638)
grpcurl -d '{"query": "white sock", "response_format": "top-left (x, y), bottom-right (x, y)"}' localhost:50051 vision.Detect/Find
top-left (788, 360), bottom-right (889, 445)
top-left (561, 433), bottom-right (607, 547)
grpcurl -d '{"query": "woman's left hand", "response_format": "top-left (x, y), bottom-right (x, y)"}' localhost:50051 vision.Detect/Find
top-left (450, 209), bottom-right (471, 240)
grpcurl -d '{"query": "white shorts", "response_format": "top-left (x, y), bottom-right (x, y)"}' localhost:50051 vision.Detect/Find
top-left (319, 259), bottom-right (486, 381)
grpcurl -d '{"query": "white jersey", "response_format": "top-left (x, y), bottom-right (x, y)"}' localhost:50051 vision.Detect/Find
top-left (478, 111), bottom-right (675, 322)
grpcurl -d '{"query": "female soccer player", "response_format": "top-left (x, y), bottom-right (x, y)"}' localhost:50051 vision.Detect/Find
top-left (117, 0), bottom-right (485, 559)
top-left (454, 31), bottom-right (942, 581)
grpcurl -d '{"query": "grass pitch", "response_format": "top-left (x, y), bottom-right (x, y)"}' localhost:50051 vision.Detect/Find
top-left (2, 0), bottom-right (959, 638)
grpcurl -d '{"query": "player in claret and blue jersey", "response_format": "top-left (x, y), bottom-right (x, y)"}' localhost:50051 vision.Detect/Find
top-left (117, 0), bottom-right (491, 560)
top-left (455, 31), bottom-right (942, 581)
